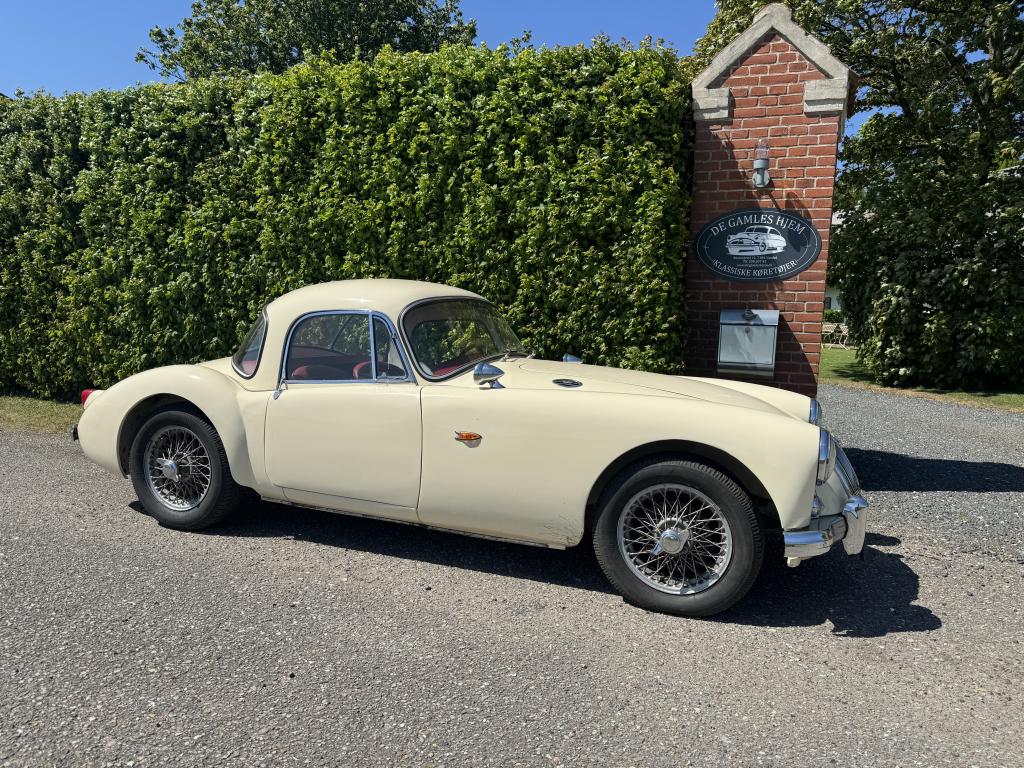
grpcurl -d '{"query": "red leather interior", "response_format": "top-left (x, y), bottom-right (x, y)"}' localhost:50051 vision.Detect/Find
top-left (433, 356), bottom-right (471, 377)
top-left (287, 346), bottom-right (369, 380)
top-left (290, 364), bottom-right (349, 380)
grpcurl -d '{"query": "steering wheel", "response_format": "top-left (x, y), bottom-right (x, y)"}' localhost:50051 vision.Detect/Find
top-left (352, 360), bottom-right (373, 379)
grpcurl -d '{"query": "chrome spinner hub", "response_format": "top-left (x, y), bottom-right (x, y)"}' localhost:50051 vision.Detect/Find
top-left (157, 458), bottom-right (180, 482)
top-left (654, 525), bottom-right (689, 556)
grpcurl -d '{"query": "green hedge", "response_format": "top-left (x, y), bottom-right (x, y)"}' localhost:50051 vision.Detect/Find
top-left (823, 309), bottom-right (844, 324)
top-left (0, 43), bottom-right (693, 398)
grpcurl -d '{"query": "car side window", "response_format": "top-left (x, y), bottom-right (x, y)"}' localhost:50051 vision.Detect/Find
top-left (285, 313), bottom-right (372, 381)
top-left (231, 312), bottom-right (267, 378)
top-left (372, 317), bottom-right (408, 380)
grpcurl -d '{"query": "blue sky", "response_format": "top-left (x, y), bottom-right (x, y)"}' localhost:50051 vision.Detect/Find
top-left (0, 1), bottom-right (866, 135)
top-left (0, 0), bottom-right (717, 96)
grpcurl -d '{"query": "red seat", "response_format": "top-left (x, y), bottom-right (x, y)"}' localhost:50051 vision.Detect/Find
top-left (290, 364), bottom-right (349, 380)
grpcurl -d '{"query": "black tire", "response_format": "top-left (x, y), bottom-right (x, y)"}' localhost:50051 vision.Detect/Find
top-left (129, 408), bottom-right (242, 530)
top-left (593, 458), bottom-right (764, 617)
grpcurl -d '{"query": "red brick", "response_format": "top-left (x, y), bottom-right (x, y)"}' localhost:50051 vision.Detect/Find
top-left (773, 105), bottom-right (808, 119)
top-left (760, 74), bottom-right (797, 86)
top-left (808, 123), bottom-right (840, 135)
top-left (734, 107), bottom-right (767, 119)
top-left (807, 144), bottom-right (837, 156)
top-left (724, 76), bottom-right (761, 88)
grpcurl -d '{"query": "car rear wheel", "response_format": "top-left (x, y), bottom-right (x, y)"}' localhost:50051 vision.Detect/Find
top-left (129, 409), bottom-right (241, 530)
top-left (593, 458), bottom-right (764, 617)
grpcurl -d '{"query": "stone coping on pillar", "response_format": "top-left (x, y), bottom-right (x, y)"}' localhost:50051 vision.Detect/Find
top-left (692, 3), bottom-right (858, 127)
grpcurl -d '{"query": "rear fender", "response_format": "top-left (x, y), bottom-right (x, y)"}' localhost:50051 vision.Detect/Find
top-left (77, 365), bottom-right (257, 489)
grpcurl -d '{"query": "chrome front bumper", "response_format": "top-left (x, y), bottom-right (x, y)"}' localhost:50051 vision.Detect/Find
top-left (783, 495), bottom-right (867, 564)
top-left (783, 441), bottom-right (868, 565)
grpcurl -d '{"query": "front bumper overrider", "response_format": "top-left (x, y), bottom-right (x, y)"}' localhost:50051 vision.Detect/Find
top-left (783, 440), bottom-right (868, 566)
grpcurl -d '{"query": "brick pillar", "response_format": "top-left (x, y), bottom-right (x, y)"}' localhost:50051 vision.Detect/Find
top-left (686, 4), bottom-right (856, 397)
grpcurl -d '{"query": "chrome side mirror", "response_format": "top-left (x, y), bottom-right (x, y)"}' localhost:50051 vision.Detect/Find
top-left (473, 362), bottom-right (505, 389)
top-left (562, 353), bottom-right (582, 363)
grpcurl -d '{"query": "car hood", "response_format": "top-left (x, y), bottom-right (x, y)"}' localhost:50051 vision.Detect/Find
top-left (501, 359), bottom-right (810, 421)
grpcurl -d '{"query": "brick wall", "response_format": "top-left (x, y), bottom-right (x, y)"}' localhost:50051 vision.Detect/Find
top-left (687, 32), bottom-right (844, 397)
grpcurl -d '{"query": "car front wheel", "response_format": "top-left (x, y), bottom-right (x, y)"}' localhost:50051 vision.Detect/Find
top-left (129, 409), bottom-right (241, 530)
top-left (593, 458), bottom-right (764, 617)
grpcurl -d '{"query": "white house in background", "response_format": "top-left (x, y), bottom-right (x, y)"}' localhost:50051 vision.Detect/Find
top-left (824, 286), bottom-right (842, 311)
top-left (825, 209), bottom-right (845, 312)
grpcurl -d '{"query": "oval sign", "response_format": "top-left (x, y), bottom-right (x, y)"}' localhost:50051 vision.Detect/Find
top-left (694, 208), bottom-right (822, 283)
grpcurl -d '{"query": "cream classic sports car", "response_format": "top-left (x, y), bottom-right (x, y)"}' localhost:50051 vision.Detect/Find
top-left (73, 280), bottom-right (867, 617)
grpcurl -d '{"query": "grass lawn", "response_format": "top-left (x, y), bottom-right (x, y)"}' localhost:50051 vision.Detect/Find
top-left (0, 395), bottom-right (82, 434)
top-left (819, 346), bottom-right (1024, 412)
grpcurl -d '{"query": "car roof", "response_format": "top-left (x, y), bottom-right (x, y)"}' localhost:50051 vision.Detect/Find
top-left (265, 279), bottom-right (485, 324)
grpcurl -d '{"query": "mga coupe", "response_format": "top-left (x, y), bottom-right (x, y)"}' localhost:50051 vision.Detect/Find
top-left (73, 280), bottom-right (866, 616)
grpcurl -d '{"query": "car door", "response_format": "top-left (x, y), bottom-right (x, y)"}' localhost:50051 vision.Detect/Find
top-left (264, 311), bottom-right (421, 522)
top-left (416, 381), bottom-right (598, 548)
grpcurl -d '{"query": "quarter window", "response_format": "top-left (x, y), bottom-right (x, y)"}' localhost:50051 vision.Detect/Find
top-left (373, 317), bottom-right (408, 380)
top-left (231, 312), bottom-right (267, 378)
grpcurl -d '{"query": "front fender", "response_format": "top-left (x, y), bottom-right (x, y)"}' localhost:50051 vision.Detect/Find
top-left (77, 365), bottom-right (258, 489)
top-left (594, 398), bottom-right (820, 532)
top-left (418, 385), bottom-right (821, 547)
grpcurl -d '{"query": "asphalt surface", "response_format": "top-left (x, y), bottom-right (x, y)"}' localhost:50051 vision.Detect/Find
top-left (1, 383), bottom-right (1022, 767)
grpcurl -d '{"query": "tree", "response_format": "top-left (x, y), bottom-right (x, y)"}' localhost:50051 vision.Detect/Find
top-left (693, 1), bottom-right (1024, 389)
top-left (137, 0), bottom-right (476, 81)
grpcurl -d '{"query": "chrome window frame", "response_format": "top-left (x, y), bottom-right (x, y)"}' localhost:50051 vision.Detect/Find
top-left (279, 309), bottom-right (416, 386)
top-left (398, 296), bottom-right (518, 382)
top-left (231, 307), bottom-right (269, 380)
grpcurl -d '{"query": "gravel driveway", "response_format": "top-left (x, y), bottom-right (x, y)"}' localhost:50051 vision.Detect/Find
top-left (1, 383), bottom-right (1022, 767)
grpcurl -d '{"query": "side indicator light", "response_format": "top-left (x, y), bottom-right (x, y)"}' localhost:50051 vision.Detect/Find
top-left (454, 431), bottom-right (482, 443)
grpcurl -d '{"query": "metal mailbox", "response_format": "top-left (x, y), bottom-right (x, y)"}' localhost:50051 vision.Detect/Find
top-left (717, 309), bottom-right (780, 379)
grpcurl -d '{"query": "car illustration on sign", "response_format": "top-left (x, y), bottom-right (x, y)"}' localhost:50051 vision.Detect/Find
top-left (71, 279), bottom-right (867, 617)
top-left (726, 225), bottom-right (788, 255)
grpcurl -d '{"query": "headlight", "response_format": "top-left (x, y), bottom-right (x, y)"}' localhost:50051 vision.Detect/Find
top-left (816, 428), bottom-right (836, 485)
top-left (809, 397), bottom-right (822, 425)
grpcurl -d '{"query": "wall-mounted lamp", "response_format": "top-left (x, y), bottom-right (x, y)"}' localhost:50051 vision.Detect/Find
top-left (752, 138), bottom-right (771, 189)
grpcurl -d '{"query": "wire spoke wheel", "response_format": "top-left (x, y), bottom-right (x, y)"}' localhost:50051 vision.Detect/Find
top-left (145, 426), bottom-right (212, 512)
top-left (616, 483), bottom-right (733, 595)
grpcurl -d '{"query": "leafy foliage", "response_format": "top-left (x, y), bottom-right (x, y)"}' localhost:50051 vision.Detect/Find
top-left (0, 43), bottom-right (692, 398)
top-left (137, 0), bottom-right (476, 80)
top-left (695, 1), bottom-right (1024, 389)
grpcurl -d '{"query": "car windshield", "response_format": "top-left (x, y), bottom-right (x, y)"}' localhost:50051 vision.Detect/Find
top-left (403, 299), bottom-right (526, 379)
top-left (231, 312), bottom-right (267, 377)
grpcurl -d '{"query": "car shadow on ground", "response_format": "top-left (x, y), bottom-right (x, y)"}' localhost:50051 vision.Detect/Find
top-left (716, 532), bottom-right (942, 637)
top-left (845, 448), bottom-right (1024, 492)
top-left (138, 499), bottom-right (939, 638)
